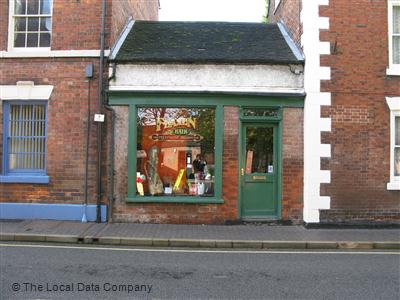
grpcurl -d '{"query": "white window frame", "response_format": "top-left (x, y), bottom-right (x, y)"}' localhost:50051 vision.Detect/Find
top-left (387, 1), bottom-right (400, 76)
top-left (8, 0), bottom-right (53, 52)
top-left (386, 97), bottom-right (400, 190)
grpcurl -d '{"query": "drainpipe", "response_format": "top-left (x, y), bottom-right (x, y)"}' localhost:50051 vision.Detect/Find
top-left (104, 104), bottom-right (115, 223)
top-left (96, 0), bottom-right (106, 223)
top-left (83, 66), bottom-right (93, 223)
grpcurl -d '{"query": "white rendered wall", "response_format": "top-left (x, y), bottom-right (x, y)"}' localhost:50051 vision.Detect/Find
top-left (301, 0), bottom-right (332, 223)
top-left (109, 64), bottom-right (304, 94)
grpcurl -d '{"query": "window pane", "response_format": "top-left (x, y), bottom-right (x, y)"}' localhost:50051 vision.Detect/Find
top-left (39, 32), bottom-right (50, 47)
top-left (14, 33), bottom-right (26, 47)
top-left (395, 148), bottom-right (400, 176)
top-left (15, 17), bottom-right (27, 31)
top-left (137, 107), bottom-right (215, 197)
top-left (40, 17), bottom-right (51, 32)
top-left (26, 33), bottom-right (39, 47)
top-left (394, 6), bottom-right (400, 34)
top-left (394, 36), bottom-right (400, 65)
top-left (15, 0), bottom-right (27, 14)
top-left (245, 127), bottom-right (274, 173)
top-left (40, 0), bottom-right (52, 14)
top-left (396, 117), bottom-right (400, 146)
top-left (27, 0), bottom-right (39, 14)
top-left (27, 17), bottom-right (39, 31)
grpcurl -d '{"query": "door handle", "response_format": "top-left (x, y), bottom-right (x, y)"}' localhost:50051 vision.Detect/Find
top-left (241, 168), bottom-right (244, 176)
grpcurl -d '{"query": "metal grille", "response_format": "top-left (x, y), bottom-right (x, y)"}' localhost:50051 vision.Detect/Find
top-left (7, 103), bottom-right (47, 171)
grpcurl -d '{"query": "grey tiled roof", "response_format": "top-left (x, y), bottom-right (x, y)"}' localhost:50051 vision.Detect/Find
top-left (113, 21), bottom-right (303, 64)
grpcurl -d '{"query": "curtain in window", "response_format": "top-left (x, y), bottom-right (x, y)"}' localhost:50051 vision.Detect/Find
top-left (8, 104), bottom-right (46, 171)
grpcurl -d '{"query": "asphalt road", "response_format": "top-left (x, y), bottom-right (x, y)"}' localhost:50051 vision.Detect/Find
top-left (0, 243), bottom-right (399, 300)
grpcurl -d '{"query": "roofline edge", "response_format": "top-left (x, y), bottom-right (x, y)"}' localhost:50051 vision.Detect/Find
top-left (110, 17), bottom-right (135, 61)
top-left (277, 22), bottom-right (305, 62)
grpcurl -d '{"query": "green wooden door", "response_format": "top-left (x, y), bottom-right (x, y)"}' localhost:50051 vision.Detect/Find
top-left (241, 123), bottom-right (278, 219)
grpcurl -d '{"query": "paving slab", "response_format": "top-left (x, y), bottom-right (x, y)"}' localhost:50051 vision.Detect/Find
top-left (0, 220), bottom-right (399, 250)
top-left (0, 220), bottom-right (34, 233)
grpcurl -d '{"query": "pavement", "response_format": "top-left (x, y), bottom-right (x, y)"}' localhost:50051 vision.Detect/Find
top-left (0, 220), bottom-right (399, 250)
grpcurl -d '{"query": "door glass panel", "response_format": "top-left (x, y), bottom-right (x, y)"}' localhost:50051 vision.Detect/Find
top-left (245, 127), bottom-right (273, 174)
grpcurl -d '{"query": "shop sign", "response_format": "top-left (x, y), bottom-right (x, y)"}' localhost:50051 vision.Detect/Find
top-left (152, 116), bottom-right (203, 141)
top-left (156, 116), bottom-right (196, 132)
top-left (151, 132), bottom-right (203, 142)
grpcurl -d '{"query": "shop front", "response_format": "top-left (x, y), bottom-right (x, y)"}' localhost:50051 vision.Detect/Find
top-left (107, 21), bottom-right (305, 223)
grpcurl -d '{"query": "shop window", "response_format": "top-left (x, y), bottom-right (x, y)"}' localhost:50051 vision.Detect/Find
top-left (136, 107), bottom-right (216, 197)
top-left (11, 0), bottom-right (53, 48)
top-left (1, 101), bottom-right (49, 183)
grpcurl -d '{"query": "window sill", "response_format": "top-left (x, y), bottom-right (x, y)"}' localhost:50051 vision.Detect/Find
top-left (386, 66), bottom-right (400, 76)
top-left (0, 175), bottom-right (50, 184)
top-left (126, 196), bottom-right (224, 204)
top-left (0, 49), bottom-right (109, 58)
top-left (387, 181), bottom-right (400, 190)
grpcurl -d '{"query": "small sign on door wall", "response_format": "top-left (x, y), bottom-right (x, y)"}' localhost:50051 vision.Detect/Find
top-left (268, 165), bottom-right (273, 173)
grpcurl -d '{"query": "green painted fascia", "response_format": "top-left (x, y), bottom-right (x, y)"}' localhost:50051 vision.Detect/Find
top-left (277, 119), bottom-right (283, 220)
top-left (127, 105), bottom-right (137, 197)
top-left (108, 93), bottom-right (304, 107)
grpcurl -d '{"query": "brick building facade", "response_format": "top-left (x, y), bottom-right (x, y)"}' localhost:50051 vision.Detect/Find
top-left (0, 0), bottom-right (158, 221)
top-left (1, 0), bottom-right (398, 225)
top-left (269, 0), bottom-right (400, 224)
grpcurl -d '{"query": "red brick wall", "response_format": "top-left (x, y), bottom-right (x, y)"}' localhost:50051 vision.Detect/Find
top-left (268, 0), bottom-right (302, 46)
top-left (111, 0), bottom-right (159, 44)
top-left (319, 0), bottom-right (400, 223)
top-left (220, 107), bottom-right (240, 222)
top-left (0, 0), bottom-right (8, 51)
top-left (282, 108), bottom-right (303, 223)
top-left (0, 58), bottom-right (101, 204)
top-left (52, 0), bottom-right (106, 50)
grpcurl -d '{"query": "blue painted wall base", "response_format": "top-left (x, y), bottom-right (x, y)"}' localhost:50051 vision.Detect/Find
top-left (0, 203), bottom-right (107, 223)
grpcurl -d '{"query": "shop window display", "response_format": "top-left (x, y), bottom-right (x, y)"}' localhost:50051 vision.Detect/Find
top-left (136, 107), bottom-right (215, 197)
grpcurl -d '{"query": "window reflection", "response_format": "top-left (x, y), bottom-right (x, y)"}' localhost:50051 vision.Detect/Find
top-left (136, 107), bottom-right (215, 197)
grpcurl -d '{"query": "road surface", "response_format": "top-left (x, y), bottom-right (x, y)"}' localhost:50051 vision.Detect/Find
top-left (0, 242), bottom-right (399, 299)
